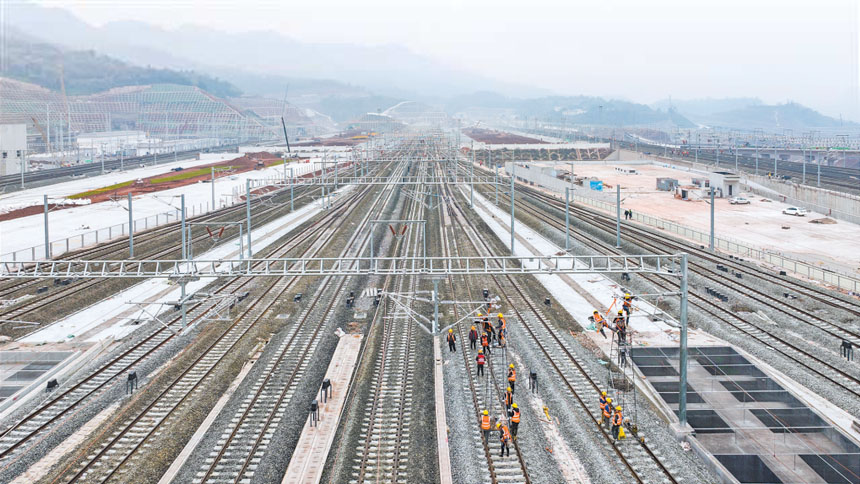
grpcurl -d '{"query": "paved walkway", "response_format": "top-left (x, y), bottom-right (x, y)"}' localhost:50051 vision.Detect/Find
top-left (281, 333), bottom-right (363, 484)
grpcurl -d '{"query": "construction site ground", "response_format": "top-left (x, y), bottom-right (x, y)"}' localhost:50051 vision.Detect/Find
top-left (559, 162), bottom-right (860, 274)
top-left (462, 128), bottom-right (548, 144)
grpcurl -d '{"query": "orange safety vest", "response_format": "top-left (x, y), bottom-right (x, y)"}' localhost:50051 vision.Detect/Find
top-left (500, 425), bottom-right (511, 442)
top-left (481, 335), bottom-right (489, 346)
top-left (481, 415), bottom-right (491, 430)
top-left (508, 369), bottom-right (516, 382)
top-left (594, 314), bottom-right (605, 326)
top-left (612, 412), bottom-right (623, 426)
top-left (512, 409), bottom-right (520, 423)
top-left (602, 405), bottom-right (612, 419)
top-left (504, 391), bottom-right (513, 406)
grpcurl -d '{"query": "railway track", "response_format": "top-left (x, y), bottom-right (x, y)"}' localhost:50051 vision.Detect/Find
top-left (192, 157), bottom-right (413, 484)
top-left (348, 140), bottom-right (437, 484)
top-left (478, 178), bottom-right (860, 402)
top-left (439, 177), bottom-right (531, 484)
top-left (48, 180), bottom-right (382, 483)
top-left (446, 181), bottom-right (681, 484)
top-left (0, 168), bottom-right (331, 326)
top-left (0, 175), bottom-right (381, 480)
top-left (509, 181), bottom-right (860, 348)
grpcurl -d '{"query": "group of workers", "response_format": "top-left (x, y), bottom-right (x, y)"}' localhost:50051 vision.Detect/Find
top-left (480, 361), bottom-right (520, 457)
top-left (598, 391), bottom-right (626, 441)
top-left (449, 312), bottom-right (509, 354)
top-left (591, 293), bottom-right (635, 345)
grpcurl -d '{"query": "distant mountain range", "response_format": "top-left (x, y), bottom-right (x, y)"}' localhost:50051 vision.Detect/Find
top-left (2, 34), bottom-right (241, 98)
top-left (2, 1), bottom-right (544, 103)
top-left (3, 1), bottom-right (852, 132)
top-left (447, 92), bottom-right (696, 128)
top-left (653, 97), bottom-right (855, 131)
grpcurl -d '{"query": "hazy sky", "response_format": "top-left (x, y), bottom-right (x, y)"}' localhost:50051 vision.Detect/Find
top-left (30, 0), bottom-right (860, 119)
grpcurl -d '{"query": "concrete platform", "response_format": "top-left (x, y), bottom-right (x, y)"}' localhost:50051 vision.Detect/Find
top-left (632, 346), bottom-right (860, 484)
top-left (562, 161), bottom-right (860, 273)
top-left (281, 333), bottom-right (363, 484)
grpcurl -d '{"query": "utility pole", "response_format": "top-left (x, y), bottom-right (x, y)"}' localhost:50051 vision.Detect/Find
top-left (246, 179), bottom-right (253, 257)
top-left (21, 150), bottom-right (26, 189)
top-left (679, 254), bottom-right (689, 427)
top-left (615, 184), bottom-right (621, 248)
top-left (774, 146), bottom-right (778, 177)
top-left (510, 163), bottom-right (515, 255)
top-left (44, 195), bottom-right (50, 259)
top-left (470, 155), bottom-right (474, 208)
top-left (709, 187), bottom-right (715, 252)
top-left (818, 150), bottom-right (821, 187)
top-left (211, 167), bottom-right (216, 210)
top-left (494, 164), bottom-right (499, 205)
top-left (289, 167), bottom-right (295, 211)
top-left (181, 194), bottom-right (187, 260)
top-left (128, 193), bottom-right (134, 257)
top-left (755, 131), bottom-right (759, 175)
top-left (565, 187), bottom-right (571, 251)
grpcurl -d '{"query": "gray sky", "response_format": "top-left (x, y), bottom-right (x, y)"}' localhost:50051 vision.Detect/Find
top-left (34, 0), bottom-right (860, 119)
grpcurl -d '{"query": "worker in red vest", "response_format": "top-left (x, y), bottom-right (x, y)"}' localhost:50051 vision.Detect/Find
top-left (476, 350), bottom-right (486, 377)
top-left (468, 325), bottom-right (479, 350)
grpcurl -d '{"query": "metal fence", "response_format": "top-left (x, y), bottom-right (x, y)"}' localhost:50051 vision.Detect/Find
top-left (2, 202), bottom-right (211, 263)
top-left (570, 192), bottom-right (860, 293)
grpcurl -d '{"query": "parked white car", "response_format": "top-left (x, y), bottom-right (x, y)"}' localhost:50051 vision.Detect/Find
top-left (729, 197), bottom-right (750, 205)
top-left (782, 207), bottom-right (808, 216)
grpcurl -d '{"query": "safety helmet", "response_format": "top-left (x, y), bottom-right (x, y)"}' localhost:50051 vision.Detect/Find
top-left (625, 293), bottom-right (631, 298)
top-left (607, 398), bottom-right (612, 403)
top-left (593, 310), bottom-right (599, 314)
top-left (478, 349), bottom-right (483, 354)
top-left (509, 364), bottom-right (514, 368)
top-left (618, 310), bottom-right (624, 315)
top-left (498, 313), bottom-right (503, 318)
top-left (449, 329), bottom-right (453, 333)
top-left (616, 406), bottom-right (622, 411)
top-left (496, 422), bottom-right (502, 428)
top-left (483, 410), bottom-right (488, 415)
top-left (471, 325), bottom-right (476, 330)
top-left (507, 386), bottom-right (512, 392)
top-left (601, 391), bottom-right (607, 396)
top-left (477, 312), bottom-right (482, 317)
top-left (512, 403), bottom-right (518, 409)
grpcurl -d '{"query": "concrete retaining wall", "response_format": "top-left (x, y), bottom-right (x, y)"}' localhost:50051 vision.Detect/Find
top-left (740, 174), bottom-right (860, 225)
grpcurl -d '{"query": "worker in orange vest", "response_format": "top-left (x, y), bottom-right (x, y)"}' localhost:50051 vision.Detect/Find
top-left (476, 349), bottom-right (486, 377)
top-left (469, 325), bottom-right (479, 350)
top-left (446, 328), bottom-right (456, 352)
top-left (496, 421), bottom-right (512, 457)
top-left (481, 409), bottom-right (492, 443)
top-left (598, 391), bottom-right (608, 422)
top-left (601, 397), bottom-right (613, 429)
top-left (612, 406), bottom-right (624, 441)
top-left (481, 331), bottom-right (491, 355)
top-left (509, 403), bottom-right (521, 439)
top-left (622, 293), bottom-right (634, 318)
top-left (507, 364), bottom-right (517, 393)
top-left (592, 310), bottom-right (608, 339)
top-left (504, 386), bottom-right (513, 411)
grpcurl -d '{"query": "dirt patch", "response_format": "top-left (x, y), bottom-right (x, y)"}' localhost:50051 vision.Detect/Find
top-left (463, 128), bottom-right (548, 145)
top-left (809, 218), bottom-right (837, 224)
top-left (294, 137), bottom-right (364, 147)
top-left (0, 152), bottom-right (287, 221)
